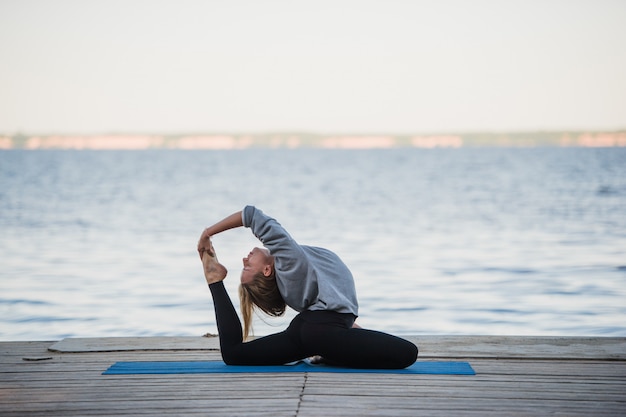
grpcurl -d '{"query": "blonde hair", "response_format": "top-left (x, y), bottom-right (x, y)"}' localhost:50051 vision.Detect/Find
top-left (238, 270), bottom-right (286, 340)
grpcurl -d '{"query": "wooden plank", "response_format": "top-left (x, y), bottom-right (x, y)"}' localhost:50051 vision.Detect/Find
top-left (298, 396), bottom-right (626, 417)
top-left (46, 336), bottom-right (626, 359)
top-left (0, 398), bottom-right (301, 413)
top-left (411, 336), bottom-right (626, 360)
top-left (301, 383), bottom-right (626, 401)
top-left (48, 336), bottom-right (220, 352)
top-left (0, 386), bottom-right (304, 404)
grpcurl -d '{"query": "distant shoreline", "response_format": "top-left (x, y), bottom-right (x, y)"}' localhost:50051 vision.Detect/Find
top-left (1, 130), bottom-right (625, 150)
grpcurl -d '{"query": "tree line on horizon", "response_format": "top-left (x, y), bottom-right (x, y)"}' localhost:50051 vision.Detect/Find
top-left (2, 130), bottom-right (626, 149)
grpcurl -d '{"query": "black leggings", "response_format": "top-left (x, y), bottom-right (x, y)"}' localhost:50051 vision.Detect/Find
top-left (209, 281), bottom-right (418, 369)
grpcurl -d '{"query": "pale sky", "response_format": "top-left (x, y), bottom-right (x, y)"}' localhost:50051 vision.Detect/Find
top-left (1, 0), bottom-right (625, 134)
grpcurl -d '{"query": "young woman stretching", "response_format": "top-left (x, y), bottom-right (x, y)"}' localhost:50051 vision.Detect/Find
top-left (197, 206), bottom-right (418, 369)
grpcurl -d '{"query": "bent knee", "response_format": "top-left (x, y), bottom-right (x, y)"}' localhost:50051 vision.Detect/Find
top-left (221, 349), bottom-right (249, 366)
top-left (221, 353), bottom-right (240, 366)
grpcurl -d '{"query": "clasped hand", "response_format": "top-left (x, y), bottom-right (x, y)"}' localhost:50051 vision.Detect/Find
top-left (197, 230), bottom-right (227, 285)
top-left (197, 228), bottom-right (215, 260)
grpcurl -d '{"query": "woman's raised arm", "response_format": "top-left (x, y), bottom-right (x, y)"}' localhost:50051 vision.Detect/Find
top-left (197, 211), bottom-right (243, 258)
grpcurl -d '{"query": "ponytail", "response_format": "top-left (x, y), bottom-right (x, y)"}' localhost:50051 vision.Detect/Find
top-left (238, 271), bottom-right (286, 340)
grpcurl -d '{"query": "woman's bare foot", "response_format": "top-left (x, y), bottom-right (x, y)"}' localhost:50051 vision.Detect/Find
top-left (309, 355), bottom-right (325, 364)
top-left (202, 251), bottom-right (227, 285)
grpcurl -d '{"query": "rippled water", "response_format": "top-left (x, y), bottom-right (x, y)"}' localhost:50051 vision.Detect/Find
top-left (1, 148), bottom-right (625, 340)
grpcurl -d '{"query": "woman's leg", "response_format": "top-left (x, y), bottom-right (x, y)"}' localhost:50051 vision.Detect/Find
top-left (299, 311), bottom-right (418, 369)
top-left (208, 281), bottom-right (306, 365)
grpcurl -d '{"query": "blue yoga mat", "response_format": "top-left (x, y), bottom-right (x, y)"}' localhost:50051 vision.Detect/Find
top-left (102, 360), bottom-right (475, 375)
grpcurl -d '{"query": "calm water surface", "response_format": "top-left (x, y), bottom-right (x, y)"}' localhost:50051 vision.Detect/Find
top-left (1, 148), bottom-right (625, 340)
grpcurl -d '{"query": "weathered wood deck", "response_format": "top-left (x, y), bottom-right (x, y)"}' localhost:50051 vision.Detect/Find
top-left (1, 336), bottom-right (625, 416)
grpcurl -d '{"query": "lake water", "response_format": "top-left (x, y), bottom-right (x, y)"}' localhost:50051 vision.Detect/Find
top-left (1, 148), bottom-right (625, 341)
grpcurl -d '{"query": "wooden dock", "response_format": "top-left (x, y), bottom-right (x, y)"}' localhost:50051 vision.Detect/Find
top-left (1, 336), bottom-right (625, 416)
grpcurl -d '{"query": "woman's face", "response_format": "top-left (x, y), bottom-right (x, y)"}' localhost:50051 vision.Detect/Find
top-left (240, 247), bottom-right (273, 284)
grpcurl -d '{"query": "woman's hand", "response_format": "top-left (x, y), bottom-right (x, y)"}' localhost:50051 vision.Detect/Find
top-left (197, 211), bottom-right (244, 260)
top-left (197, 234), bottom-right (226, 284)
top-left (201, 245), bottom-right (227, 285)
top-left (197, 229), bottom-right (214, 260)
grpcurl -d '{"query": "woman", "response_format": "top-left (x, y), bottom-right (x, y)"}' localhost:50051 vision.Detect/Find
top-left (197, 206), bottom-right (418, 369)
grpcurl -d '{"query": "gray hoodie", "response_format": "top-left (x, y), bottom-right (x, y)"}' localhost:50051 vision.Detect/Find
top-left (242, 206), bottom-right (359, 316)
